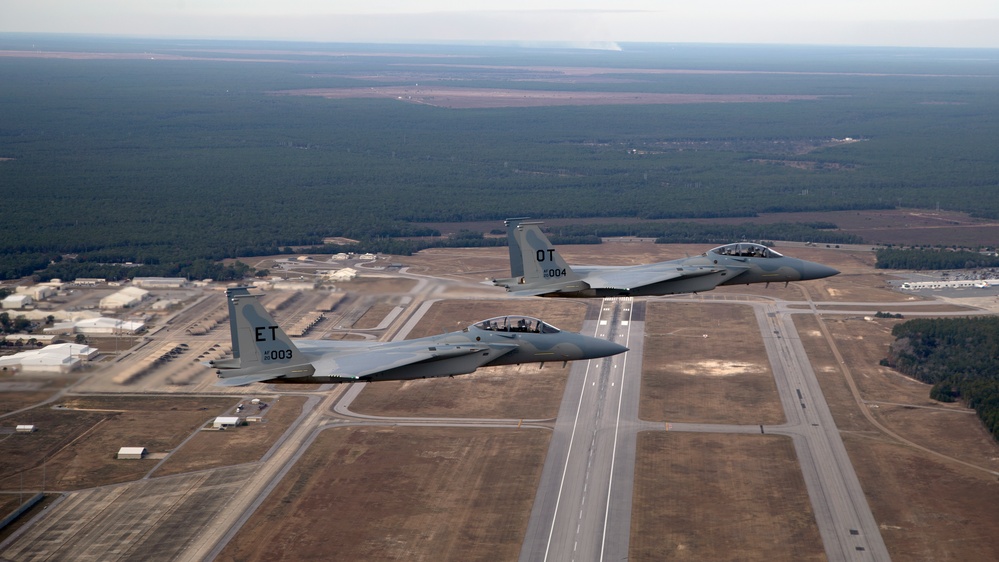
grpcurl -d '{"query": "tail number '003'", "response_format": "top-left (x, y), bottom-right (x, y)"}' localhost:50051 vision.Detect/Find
top-left (264, 349), bottom-right (293, 361)
top-left (544, 269), bottom-right (567, 278)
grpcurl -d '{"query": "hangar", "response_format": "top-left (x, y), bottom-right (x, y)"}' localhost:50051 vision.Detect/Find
top-left (100, 287), bottom-right (149, 310)
top-left (2, 294), bottom-right (33, 310)
top-left (0, 343), bottom-right (98, 373)
top-left (132, 277), bottom-right (187, 289)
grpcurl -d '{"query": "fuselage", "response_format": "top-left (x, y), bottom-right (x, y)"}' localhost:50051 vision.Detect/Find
top-left (219, 315), bottom-right (627, 384)
top-left (531, 243), bottom-right (839, 297)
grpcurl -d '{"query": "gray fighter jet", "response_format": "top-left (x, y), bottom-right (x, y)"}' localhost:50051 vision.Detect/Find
top-left (211, 287), bottom-right (627, 386)
top-left (493, 218), bottom-right (839, 297)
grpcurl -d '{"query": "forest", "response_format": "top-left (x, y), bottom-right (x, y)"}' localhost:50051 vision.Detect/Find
top-left (875, 248), bottom-right (999, 270)
top-left (1, 37), bottom-right (998, 280)
top-left (883, 317), bottom-right (999, 441)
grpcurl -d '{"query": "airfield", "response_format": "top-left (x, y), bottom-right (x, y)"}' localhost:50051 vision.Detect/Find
top-left (2, 240), bottom-right (999, 561)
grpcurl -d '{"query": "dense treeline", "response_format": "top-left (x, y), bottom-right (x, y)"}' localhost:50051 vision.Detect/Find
top-left (2, 38), bottom-right (998, 280)
top-left (875, 249), bottom-right (999, 270)
top-left (883, 317), bottom-right (999, 441)
top-left (545, 221), bottom-right (860, 245)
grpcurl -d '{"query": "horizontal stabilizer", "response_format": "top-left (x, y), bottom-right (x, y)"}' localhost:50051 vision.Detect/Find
top-left (215, 373), bottom-right (283, 387)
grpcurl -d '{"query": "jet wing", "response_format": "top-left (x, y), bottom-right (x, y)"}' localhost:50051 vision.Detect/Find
top-left (584, 265), bottom-right (724, 291)
top-left (310, 342), bottom-right (518, 380)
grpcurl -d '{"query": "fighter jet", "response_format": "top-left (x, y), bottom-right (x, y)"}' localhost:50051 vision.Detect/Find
top-left (493, 218), bottom-right (839, 298)
top-left (211, 287), bottom-right (627, 386)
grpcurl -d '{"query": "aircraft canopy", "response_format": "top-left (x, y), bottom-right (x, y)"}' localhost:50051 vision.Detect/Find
top-left (473, 316), bottom-right (561, 334)
top-left (710, 243), bottom-right (783, 258)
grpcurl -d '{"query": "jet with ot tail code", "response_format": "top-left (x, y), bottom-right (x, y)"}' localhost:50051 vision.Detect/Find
top-left (210, 287), bottom-right (627, 387)
top-left (493, 218), bottom-right (839, 298)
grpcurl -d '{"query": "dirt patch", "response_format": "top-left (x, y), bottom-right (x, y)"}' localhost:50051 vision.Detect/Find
top-left (351, 303), bottom-right (398, 330)
top-left (0, 374), bottom-right (75, 415)
top-left (0, 396), bottom-right (234, 491)
top-left (272, 87), bottom-right (821, 109)
top-left (845, 436), bottom-right (999, 561)
top-left (350, 299), bottom-right (589, 419)
top-left (332, 276), bottom-right (417, 295)
top-left (217, 426), bottom-right (549, 562)
top-left (639, 301), bottom-right (783, 425)
top-left (153, 395), bottom-right (306, 477)
top-left (630, 432), bottom-right (823, 561)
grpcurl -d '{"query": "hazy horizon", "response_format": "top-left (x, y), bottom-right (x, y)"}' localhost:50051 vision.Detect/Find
top-left (2, 2), bottom-right (998, 49)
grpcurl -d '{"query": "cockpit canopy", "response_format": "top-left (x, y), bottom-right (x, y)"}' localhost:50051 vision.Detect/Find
top-left (709, 243), bottom-right (783, 259)
top-left (473, 316), bottom-right (561, 334)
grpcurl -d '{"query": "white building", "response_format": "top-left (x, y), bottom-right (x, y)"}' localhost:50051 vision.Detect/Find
top-left (45, 317), bottom-right (145, 335)
top-left (213, 416), bottom-right (241, 429)
top-left (0, 343), bottom-right (98, 374)
top-left (132, 277), bottom-right (187, 289)
top-left (17, 285), bottom-right (55, 300)
top-left (2, 294), bottom-right (33, 310)
top-left (100, 287), bottom-right (149, 310)
top-left (117, 447), bottom-right (147, 459)
top-left (324, 268), bottom-right (357, 282)
top-left (16, 425), bottom-right (36, 433)
top-left (899, 278), bottom-right (999, 290)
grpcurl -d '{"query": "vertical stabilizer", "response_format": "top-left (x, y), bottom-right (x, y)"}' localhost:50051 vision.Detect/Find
top-left (514, 222), bottom-right (583, 285)
top-left (225, 287), bottom-right (302, 371)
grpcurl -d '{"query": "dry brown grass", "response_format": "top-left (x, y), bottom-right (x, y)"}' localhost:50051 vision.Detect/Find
top-left (0, 396), bottom-right (234, 491)
top-left (217, 426), bottom-right (550, 562)
top-left (795, 314), bottom-right (999, 560)
top-left (630, 432), bottom-right (824, 561)
top-left (351, 303), bottom-right (399, 329)
top-left (154, 395), bottom-right (307, 477)
top-left (639, 301), bottom-right (784, 425)
top-left (845, 436), bottom-right (999, 561)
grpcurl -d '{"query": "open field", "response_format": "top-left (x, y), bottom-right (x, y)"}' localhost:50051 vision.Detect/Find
top-left (217, 426), bottom-right (550, 562)
top-left (794, 313), bottom-right (999, 559)
top-left (153, 395), bottom-right (306, 477)
top-left (275, 87), bottom-right (821, 109)
top-left (845, 437), bottom-right (999, 561)
top-left (630, 432), bottom-right (824, 561)
top-left (0, 374), bottom-right (75, 415)
top-left (0, 396), bottom-right (235, 491)
top-left (639, 301), bottom-right (783, 425)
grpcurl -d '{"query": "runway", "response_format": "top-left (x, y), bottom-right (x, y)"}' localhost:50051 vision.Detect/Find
top-left (519, 297), bottom-right (655, 562)
top-left (519, 295), bottom-right (891, 562)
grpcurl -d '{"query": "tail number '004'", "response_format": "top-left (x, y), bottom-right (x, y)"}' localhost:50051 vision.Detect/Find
top-left (544, 269), bottom-right (567, 278)
top-left (264, 349), bottom-right (293, 361)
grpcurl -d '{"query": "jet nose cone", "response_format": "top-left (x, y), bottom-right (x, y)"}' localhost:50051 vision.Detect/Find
top-left (584, 338), bottom-right (629, 359)
top-left (800, 261), bottom-right (840, 280)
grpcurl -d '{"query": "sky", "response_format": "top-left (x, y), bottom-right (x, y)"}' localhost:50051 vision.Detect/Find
top-left (2, 1), bottom-right (999, 49)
